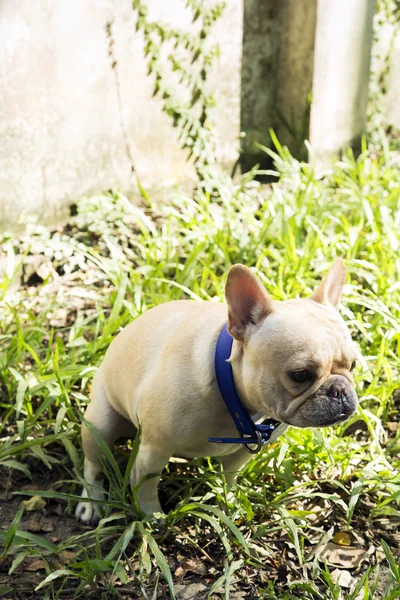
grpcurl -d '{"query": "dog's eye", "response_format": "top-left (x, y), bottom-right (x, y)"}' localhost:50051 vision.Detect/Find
top-left (350, 361), bottom-right (356, 371)
top-left (290, 370), bottom-right (311, 383)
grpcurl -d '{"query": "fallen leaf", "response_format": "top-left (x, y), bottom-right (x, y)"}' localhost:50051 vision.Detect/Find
top-left (320, 542), bottom-right (366, 569)
top-left (21, 496), bottom-right (46, 512)
top-left (174, 565), bottom-right (186, 579)
top-left (350, 531), bottom-right (366, 547)
top-left (248, 542), bottom-right (272, 559)
top-left (180, 557), bottom-right (207, 576)
top-left (36, 262), bottom-right (53, 281)
top-left (26, 516), bottom-right (54, 532)
top-left (129, 560), bottom-right (140, 572)
top-left (26, 517), bottom-right (54, 533)
top-left (373, 516), bottom-right (400, 530)
top-left (47, 307), bottom-right (69, 328)
top-left (59, 551), bottom-right (77, 564)
top-left (22, 255), bottom-right (48, 284)
top-left (50, 535), bottom-right (61, 543)
top-left (331, 568), bottom-right (353, 588)
top-left (21, 484), bottom-right (40, 492)
top-left (376, 547), bottom-right (386, 562)
top-left (40, 519), bottom-right (54, 532)
top-left (386, 422), bottom-right (399, 433)
top-left (52, 503), bottom-right (63, 516)
top-left (333, 531), bottom-right (352, 546)
top-left (174, 583), bottom-right (208, 600)
top-left (24, 559), bottom-right (46, 572)
top-left (260, 570), bottom-right (270, 583)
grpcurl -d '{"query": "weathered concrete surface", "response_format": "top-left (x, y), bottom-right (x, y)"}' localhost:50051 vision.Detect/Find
top-left (379, 23), bottom-right (400, 130)
top-left (0, 0), bottom-right (242, 227)
top-left (0, 0), bottom-right (379, 227)
top-left (0, 1), bottom-right (131, 226)
top-left (310, 0), bottom-right (376, 165)
top-left (241, 0), bottom-right (317, 169)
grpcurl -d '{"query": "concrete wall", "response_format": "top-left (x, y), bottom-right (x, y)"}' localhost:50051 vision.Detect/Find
top-left (378, 23), bottom-right (400, 131)
top-left (1, 0), bottom-right (133, 226)
top-left (0, 0), bottom-right (379, 227)
top-left (0, 0), bottom-right (242, 227)
top-left (310, 0), bottom-right (376, 166)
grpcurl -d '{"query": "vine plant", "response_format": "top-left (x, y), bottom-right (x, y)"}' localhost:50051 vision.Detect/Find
top-left (368, 0), bottom-right (400, 141)
top-left (132, 0), bottom-right (226, 180)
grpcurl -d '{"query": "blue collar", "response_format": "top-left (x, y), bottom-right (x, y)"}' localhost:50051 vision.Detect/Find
top-left (208, 323), bottom-right (280, 454)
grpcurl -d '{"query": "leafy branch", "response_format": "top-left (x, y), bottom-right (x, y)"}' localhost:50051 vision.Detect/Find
top-left (132, 0), bottom-right (225, 179)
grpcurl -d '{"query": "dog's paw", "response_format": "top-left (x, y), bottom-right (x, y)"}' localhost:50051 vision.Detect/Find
top-left (138, 498), bottom-right (166, 523)
top-left (75, 500), bottom-right (101, 525)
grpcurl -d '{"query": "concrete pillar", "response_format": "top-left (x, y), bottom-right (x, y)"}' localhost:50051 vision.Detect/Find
top-left (241, 0), bottom-right (317, 170)
top-left (310, 0), bottom-right (376, 166)
top-left (375, 23), bottom-right (400, 132)
top-left (241, 0), bottom-right (376, 170)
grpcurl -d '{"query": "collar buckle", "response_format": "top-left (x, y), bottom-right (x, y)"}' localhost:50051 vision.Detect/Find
top-left (243, 429), bottom-right (263, 454)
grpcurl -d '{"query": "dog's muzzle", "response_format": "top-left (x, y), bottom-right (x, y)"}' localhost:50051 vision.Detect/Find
top-left (286, 374), bottom-right (358, 428)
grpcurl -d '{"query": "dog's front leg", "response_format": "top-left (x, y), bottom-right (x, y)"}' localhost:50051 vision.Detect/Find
top-left (130, 442), bottom-right (170, 515)
top-left (220, 448), bottom-right (253, 487)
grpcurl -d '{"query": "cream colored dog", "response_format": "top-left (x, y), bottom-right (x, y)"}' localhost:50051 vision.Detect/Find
top-left (75, 260), bottom-right (359, 524)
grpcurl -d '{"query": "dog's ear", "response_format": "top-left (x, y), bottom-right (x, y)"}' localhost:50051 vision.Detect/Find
top-left (311, 259), bottom-right (346, 309)
top-left (225, 265), bottom-right (273, 342)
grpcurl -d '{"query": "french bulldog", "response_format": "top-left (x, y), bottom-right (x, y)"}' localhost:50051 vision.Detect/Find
top-left (75, 259), bottom-right (359, 524)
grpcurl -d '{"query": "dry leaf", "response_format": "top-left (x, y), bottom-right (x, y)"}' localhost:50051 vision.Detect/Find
top-left (320, 542), bottom-right (366, 569)
top-left (248, 542), bottom-right (272, 559)
top-left (376, 547), bottom-right (386, 562)
top-left (59, 551), bottom-right (77, 564)
top-left (47, 307), bottom-right (69, 328)
top-left (174, 583), bottom-right (208, 600)
top-left (259, 570), bottom-right (270, 583)
top-left (26, 516), bottom-right (54, 532)
top-left (333, 531), bottom-right (352, 546)
top-left (21, 496), bottom-right (46, 512)
top-left (180, 558), bottom-right (207, 576)
top-left (50, 535), bottom-right (61, 543)
top-left (130, 560), bottom-right (140, 572)
top-left (174, 565), bottom-right (186, 579)
top-left (53, 503), bottom-right (63, 516)
top-left (350, 531), bottom-right (366, 547)
top-left (21, 484), bottom-right (40, 492)
top-left (36, 262), bottom-right (53, 281)
top-left (22, 255), bottom-right (48, 283)
top-left (331, 568), bottom-right (353, 588)
top-left (373, 516), bottom-right (400, 531)
top-left (24, 559), bottom-right (46, 572)
top-left (386, 422), bottom-right (399, 433)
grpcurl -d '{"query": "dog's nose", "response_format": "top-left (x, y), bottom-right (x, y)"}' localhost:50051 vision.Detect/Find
top-left (328, 383), bottom-right (348, 399)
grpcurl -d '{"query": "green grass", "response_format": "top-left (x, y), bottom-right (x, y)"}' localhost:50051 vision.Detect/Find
top-left (0, 135), bottom-right (400, 598)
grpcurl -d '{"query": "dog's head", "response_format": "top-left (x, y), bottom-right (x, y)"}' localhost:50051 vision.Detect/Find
top-left (225, 260), bottom-right (359, 427)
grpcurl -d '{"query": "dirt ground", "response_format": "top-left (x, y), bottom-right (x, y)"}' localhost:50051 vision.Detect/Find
top-left (0, 462), bottom-right (398, 600)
